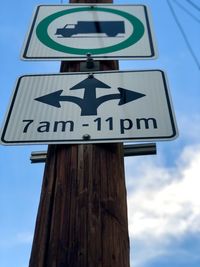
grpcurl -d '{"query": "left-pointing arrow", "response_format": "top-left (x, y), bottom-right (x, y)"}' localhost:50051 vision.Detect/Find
top-left (35, 90), bottom-right (83, 108)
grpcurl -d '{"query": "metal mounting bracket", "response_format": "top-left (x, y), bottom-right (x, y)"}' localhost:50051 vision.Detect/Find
top-left (80, 53), bottom-right (100, 72)
top-left (30, 143), bottom-right (157, 163)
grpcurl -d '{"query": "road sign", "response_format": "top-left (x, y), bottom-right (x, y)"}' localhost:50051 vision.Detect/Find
top-left (1, 70), bottom-right (178, 145)
top-left (21, 5), bottom-right (157, 60)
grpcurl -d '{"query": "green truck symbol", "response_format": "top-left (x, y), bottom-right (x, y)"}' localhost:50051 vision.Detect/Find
top-left (55, 21), bottom-right (125, 37)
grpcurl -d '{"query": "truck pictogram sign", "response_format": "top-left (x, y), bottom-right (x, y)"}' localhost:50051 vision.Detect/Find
top-left (21, 5), bottom-right (157, 60)
top-left (55, 21), bottom-right (125, 38)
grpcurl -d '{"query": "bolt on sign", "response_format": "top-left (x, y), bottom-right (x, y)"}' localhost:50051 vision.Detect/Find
top-left (0, 70), bottom-right (178, 145)
top-left (21, 4), bottom-right (157, 60)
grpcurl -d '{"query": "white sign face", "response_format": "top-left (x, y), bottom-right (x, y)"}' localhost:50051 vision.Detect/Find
top-left (21, 4), bottom-right (157, 60)
top-left (1, 70), bottom-right (178, 145)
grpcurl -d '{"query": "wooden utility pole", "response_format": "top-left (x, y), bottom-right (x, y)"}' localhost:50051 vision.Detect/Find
top-left (29, 1), bottom-right (130, 267)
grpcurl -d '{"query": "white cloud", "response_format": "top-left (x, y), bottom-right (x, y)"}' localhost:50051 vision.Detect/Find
top-left (125, 144), bottom-right (200, 266)
top-left (177, 114), bottom-right (200, 142)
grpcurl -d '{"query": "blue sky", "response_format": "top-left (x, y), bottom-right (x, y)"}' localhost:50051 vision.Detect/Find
top-left (1, 0), bottom-right (200, 267)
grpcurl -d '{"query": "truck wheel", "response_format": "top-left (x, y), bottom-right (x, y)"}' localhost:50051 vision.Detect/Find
top-left (62, 34), bottom-right (72, 38)
top-left (107, 32), bottom-right (118, 37)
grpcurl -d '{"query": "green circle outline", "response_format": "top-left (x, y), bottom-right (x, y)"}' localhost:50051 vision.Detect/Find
top-left (36, 7), bottom-right (145, 55)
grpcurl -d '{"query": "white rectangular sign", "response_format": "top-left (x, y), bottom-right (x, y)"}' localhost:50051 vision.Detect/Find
top-left (21, 4), bottom-right (157, 60)
top-left (1, 70), bottom-right (178, 145)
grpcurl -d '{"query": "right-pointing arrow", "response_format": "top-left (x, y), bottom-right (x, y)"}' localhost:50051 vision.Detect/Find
top-left (118, 87), bottom-right (146, 105)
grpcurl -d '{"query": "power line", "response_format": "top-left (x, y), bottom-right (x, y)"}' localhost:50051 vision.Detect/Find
top-left (167, 0), bottom-right (200, 70)
top-left (173, 0), bottom-right (200, 23)
top-left (185, 0), bottom-right (200, 12)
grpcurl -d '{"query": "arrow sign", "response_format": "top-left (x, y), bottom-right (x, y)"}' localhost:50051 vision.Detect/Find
top-left (35, 76), bottom-right (145, 116)
top-left (35, 90), bottom-right (82, 108)
top-left (1, 70), bottom-right (178, 145)
top-left (97, 87), bottom-right (146, 107)
top-left (70, 75), bottom-right (111, 115)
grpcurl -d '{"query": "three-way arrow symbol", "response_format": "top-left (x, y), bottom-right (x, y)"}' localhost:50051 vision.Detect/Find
top-left (35, 75), bottom-right (146, 116)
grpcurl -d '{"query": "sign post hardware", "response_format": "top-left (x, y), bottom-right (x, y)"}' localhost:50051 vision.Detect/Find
top-left (30, 143), bottom-right (157, 163)
top-left (28, 1), bottom-right (130, 267)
